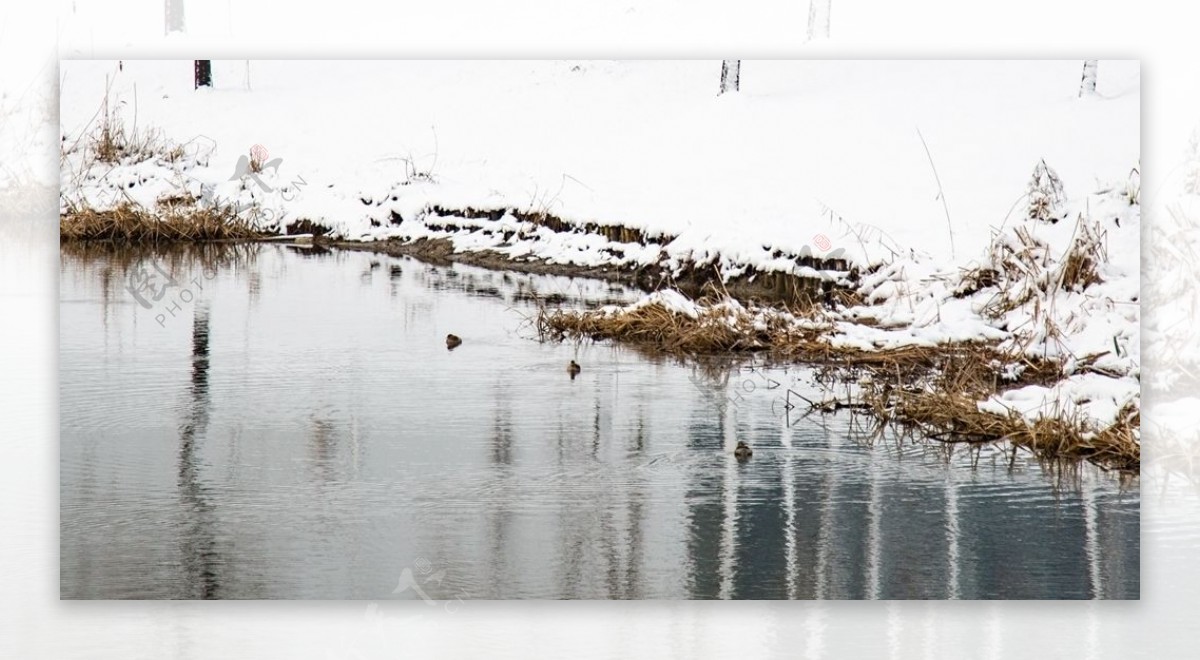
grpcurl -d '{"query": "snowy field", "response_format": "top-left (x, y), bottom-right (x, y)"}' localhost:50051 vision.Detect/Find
top-left (60, 60), bottom-right (1137, 261)
top-left (59, 59), bottom-right (1140, 434)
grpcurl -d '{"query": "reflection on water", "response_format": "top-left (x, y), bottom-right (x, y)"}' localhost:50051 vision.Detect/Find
top-left (59, 244), bottom-right (1139, 599)
top-left (178, 302), bottom-right (220, 598)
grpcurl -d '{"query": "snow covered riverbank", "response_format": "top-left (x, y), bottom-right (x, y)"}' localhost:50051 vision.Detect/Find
top-left (59, 59), bottom-right (1140, 454)
top-left (60, 60), bottom-right (1137, 261)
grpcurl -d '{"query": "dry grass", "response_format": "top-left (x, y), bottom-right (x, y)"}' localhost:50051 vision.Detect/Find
top-left (874, 389), bottom-right (1139, 472)
top-left (955, 213), bottom-right (1106, 327)
top-left (61, 202), bottom-right (267, 242)
top-left (249, 150), bottom-right (265, 174)
top-left (1057, 218), bottom-right (1106, 292)
top-left (538, 288), bottom-right (998, 364)
top-left (60, 78), bottom-right (196, 226)
top-left (854, 347), bottom-right (1139, 472)
top-left (975, 226), bottom-right (1048, 316)
top-left (60, 83), bottom-right (232, 243)
top-left (537, 289), bottom-right (1138, 471)
top-left (537, 287), bottom-right (826, 355)
top-left (75, 94), bottom-right (185, 167)
top-left (1027, 159), bottom-right (1066, 223)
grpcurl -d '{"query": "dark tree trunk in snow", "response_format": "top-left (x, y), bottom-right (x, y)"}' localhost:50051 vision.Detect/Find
top-left (719, 60), bottom-right (740, 96)
top-left (807, 0), bottom-right (831, 40)
top-left (164, 0), bottom-right (185, 34)
top-left (1079, 60), bottom-right (1098, 97)
top-left (194, 60), bottom-right (212, 89)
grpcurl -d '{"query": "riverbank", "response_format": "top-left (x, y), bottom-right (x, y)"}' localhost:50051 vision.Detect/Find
top-left (535, 286), bottom-right (1139, 471)
top-left (60, 206), bottom-right (1143, 472)
top-left (59, 59), bottom-right (1140, 469)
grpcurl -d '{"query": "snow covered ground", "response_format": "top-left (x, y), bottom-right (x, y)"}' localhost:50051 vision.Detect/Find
top-left (58, 59), bottom-right (1140, 434)
top-left (60, 60), bottom-right (1138, 261)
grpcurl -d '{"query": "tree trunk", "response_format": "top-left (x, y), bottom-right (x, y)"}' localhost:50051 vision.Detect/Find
top-left (719, 60), bottom-right (740, 96)
top-left (164, 0), bottom-right (185, 34)
top-left (807, 0), bottom-right (831, 40)
top-left (194, 60), bottom-right (212, 89)
top-left (1079, 60), bottom-right (1098, 97)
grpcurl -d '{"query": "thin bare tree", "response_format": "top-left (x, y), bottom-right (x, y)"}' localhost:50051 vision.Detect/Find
top-left (807, 0), bottom-right (831, 40)
top-left (1079, 60), bottom-right (1098, 97)
top-left (719, 60), bottom-right (741, 96)
top-left (194, 60), bottom-right (212, 89)
top-left (164, 0), bottom-right (185, 34)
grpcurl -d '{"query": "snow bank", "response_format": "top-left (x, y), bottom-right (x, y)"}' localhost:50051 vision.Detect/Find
top-left (979, 374), bottom-right (1139, 430)
top-left (60, 59), bottom-right (1138, 273)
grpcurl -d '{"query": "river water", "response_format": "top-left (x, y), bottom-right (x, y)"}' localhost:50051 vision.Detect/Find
top-left (59, 243), bottom-right (1139, 599)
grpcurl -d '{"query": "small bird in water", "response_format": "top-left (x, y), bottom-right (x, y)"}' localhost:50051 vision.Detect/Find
top-left (734, 441), bottom-right (753, 460)
top-left (568, 360), bottom-right (581, 379)
top-left (446, 334), bottom-right (462, 350)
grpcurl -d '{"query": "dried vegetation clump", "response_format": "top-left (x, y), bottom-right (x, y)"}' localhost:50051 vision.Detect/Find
top-left (61, 202), bottom-right (266, 242)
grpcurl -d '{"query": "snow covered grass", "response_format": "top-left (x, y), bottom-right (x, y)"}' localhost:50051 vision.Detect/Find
top-left (828, 164), bottom-right (1140, 459)
top-left (882, 377), bottom-right (1139, 472)
top-left (542, 285), bottom-right (1139, 469)
top-left (56, 116), bottom-right (263, 241)
top-left (540, 173), bottom-right (1141, 469)
top-left (862, 345), bottom-right (1140, 472)
top-left (538, 286), bottom-right (830, 353)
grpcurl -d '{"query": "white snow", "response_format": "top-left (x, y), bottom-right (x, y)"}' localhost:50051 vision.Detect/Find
top-left (60, 60), bottom-right (1138, 266)
top-left (979, 373), bottom-right (1139, 431)
top-left (622, 289), bottom-right (702, 319)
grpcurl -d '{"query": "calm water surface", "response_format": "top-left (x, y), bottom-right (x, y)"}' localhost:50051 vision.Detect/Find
top-left (59, 244), bottom-right (1139, 599)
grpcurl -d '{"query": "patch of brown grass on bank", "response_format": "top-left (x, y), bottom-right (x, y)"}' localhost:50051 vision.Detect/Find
top-left (875, 388), bottom-right (1139, 472)
top-left (854, 348), bottom-right (1139, 472)
top-left (535, 288), bottom-right (985, 367)
top-left (61, 202), bottom-right (267, 242)
top-left (537, 290), bottom-right (1138, 470)
top-left (536, 288), bottom-right (825, 354)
